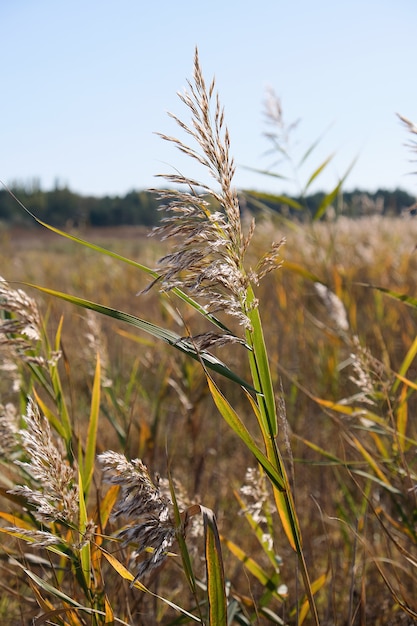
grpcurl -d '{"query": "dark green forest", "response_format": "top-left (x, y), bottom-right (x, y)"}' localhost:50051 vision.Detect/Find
top-left (0, 181), bottom-right (415, 229)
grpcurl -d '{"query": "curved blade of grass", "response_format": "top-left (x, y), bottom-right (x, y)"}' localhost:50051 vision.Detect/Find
top-left (206, 375), bottom-right (285, 491)
top-left (167, 473), bottom-right (202, 620)
top-left (104, 596), bottom-right (115, 624)
top-left (50, 315), bottom-right (72, 439)
top-left (0, 511), bottom-right (33, 529)
top-left (221, 536), bottom-right (283, 599)
top-left (10, 560), bottom-right (132, 625)
top-left (32, 606), bottom-right (130, 626)
top-left (345, 434), bottom-right (394, 489)
top-left (302, 154), bottom-right (334, 195)
top-left (82, 353), bottom-right (101, 496)
top-left (246, 190), bottom-right (304, 211)
top-left (16, 566), bottom-right (82, 607)
top-left (33, 388), bottom-right (69, 442)
top-left (313, 180), bottom-right (342, 221)
top-left (313, 158), bottom-right (356, 221)
top-left (298, 573), bottom-right (328, 625)
top-left (392, 334), bottom-right (417, 394)
top-left (242, 192), bottom-right (302, 232)
top-left (201, 505), bottom-right (227, 626)
top-left (283, 262), bottom-right (324, 284)
top-left (351, 470), bottom-right (402, 494)
top-left (246, 286), bottom-right (277, 437)
top-left (241, 166), bottom-right (289, 180)
top-left (24, 283), bottom-right (257, 392)
top-left (358, 282), bottom-right (417, 308)
top-left (101, 549), bottom-right (202, 622)
top-left (298, 124), bottom-right (333, 167)
top-left (396, 385), bottom-right (408, 453)
top-left (295, 435), bottom-right (357, 466)
top-left (394, 371), bottom-right (417, 392)
top-left (77, 470), bottom-right (91, 591)
top-left (94, 485), bottom-right (119, 551)
top-left (295, 436), bottom-right (403, 494)
top-left (311, 394), bottom-right (382, 421)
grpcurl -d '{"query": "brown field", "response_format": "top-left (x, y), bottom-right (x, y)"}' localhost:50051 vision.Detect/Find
top-left (1, 216), bottom-right (417, 625)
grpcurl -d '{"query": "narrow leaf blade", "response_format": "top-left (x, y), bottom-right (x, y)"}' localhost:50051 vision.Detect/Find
top-left (83, 354), bottom-right (101, 495)
top-left (201, 506), bottom-right (227, 626)
top-left (24, 283), bottom-right (256, 392)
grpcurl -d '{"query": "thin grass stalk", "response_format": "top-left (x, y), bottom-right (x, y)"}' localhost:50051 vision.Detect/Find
top-left (245, 291), bottom-right (320, 625)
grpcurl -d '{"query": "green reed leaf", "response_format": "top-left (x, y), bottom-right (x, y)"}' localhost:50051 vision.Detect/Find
top-left (246, 285), bottom-right (277, 437)
top-left (246, 190), bottom-right (304, 210)
top-left (392, 334), bottom-right (417, 394)
top-left (241, 166), bottom-right (289, 180)
top-left (360, 282), bottom-right (417, 308)
top-left (302, 153), bottom-right (334, 194)
top-left (24, 283), bottom-right (257, 393)
top-left (201, 505), bottom-right (227, 626)
top-left (17, 566), bottom-right (82, 607)
top-left (313, 157), bottom-right (356, 220)
top-left (206, 375), bottom-right (285, 491)
top-left (78, 470), bottom-right (91, 591)
top-left (283, 261), bottom-right (323, 283)
top-left (298, 125), bottom-right (333, 167)
top-left (82, 353), bottom-right (101, 496)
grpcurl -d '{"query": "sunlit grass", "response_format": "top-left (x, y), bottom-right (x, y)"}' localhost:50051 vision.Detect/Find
top-left (1, 47), bottom-right (417, 624)
top-left (1, 212), bottom-right (417, 623)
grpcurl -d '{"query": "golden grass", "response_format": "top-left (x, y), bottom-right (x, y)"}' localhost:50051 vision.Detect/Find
top-left (1, 214), bottom-right (417, 623)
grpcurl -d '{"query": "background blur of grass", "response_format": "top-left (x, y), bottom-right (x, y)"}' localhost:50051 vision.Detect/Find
top-left (1, 214), bottom-right (417, 623)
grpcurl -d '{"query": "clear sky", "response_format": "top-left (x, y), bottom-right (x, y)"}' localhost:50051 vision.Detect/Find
top-left (1, 0), bottom-right (416, 198)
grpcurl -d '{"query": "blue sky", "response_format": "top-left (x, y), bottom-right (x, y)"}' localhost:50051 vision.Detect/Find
top-left (1, 0), bottom-right (416, 198)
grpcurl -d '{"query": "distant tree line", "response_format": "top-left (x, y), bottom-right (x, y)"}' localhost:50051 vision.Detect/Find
top-left (244, 188), bottom-right (416, 220)
top-left (0, 182), bottom-right (161, 228)
top-left (0, 181), bottom-right (415, 229)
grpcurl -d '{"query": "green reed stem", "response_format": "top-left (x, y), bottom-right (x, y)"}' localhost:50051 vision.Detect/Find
top-left (245, 284), bottom-right (320, 625)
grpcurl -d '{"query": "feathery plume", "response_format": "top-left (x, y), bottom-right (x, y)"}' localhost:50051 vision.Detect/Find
top-left (348, 335), bottom-right (390, 407)
top-left (99, 451), bottom-right (178, 579)
top-left (9, 398), bottom-right (79, 525)
top-left (0, 276), bottom-right (41, 342)
top-left (0, 276), bottom-right (61, 367)
top-left (240, 466), bottom-right (275, 525)
top-left (398, 114), bottom-right (417, 185)
top-left (144, 49), bottom-right (255, 331)
top-left (143, 49), bottom-right (286, 340)
top-left (314, 282), bottom-right (349, 333)
top-left (0, 402), bottom-right (19, 458)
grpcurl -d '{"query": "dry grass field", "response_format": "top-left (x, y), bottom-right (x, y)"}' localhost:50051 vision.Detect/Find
top-left (1, 214), bottom-right (417, 624)
top-left (1, 46), bottom-right (416, 626)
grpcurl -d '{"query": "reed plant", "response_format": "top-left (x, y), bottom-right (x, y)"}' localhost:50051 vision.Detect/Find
top-left (0, 49), bottom-right (417, 625)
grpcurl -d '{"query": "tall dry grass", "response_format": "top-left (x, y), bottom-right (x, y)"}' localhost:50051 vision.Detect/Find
top-left (1, 49), bottom-right (417, 625)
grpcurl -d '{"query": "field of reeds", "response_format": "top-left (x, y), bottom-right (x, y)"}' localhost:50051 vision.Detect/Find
top-left (1, 50), bottom-right (417, 626)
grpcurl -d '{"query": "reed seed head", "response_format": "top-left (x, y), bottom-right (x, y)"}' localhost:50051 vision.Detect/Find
top-left (348, 335), bottom-right (390, 407)
top-left (0, 276), bottom-right (61, 367)
top-left (145, 50), bottom-right (286, 339)
top-left (0, 276), bottom-right (41, 342)
top-left (99, 451), bottom-right (177, 579)
top-left (0, 402), bottom-right (19, 458)
top-left (9, 398), bottom-right (79, 525)
top-left (144, 48), bottom-right (257, 332)
top-left (240, 466), bottom-right (275, 525)
top-left (314, 282), bottom-right (349, 333)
